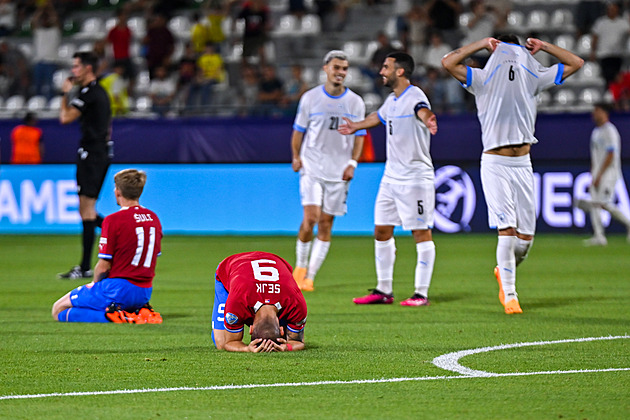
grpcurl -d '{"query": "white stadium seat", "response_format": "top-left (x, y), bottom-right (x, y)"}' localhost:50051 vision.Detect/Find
top-left (26, 95), bottom-right (47, 111)
top-left (579, 88), bottom-right (602, 105)
top-left (555, 89), bottom-right (576, 106)
top-left (526, 10), bottom-right (548, 30)
top-left (128, 16), bottom-right (146, 39)
top-left (300, 14), bottom-right (321, 35)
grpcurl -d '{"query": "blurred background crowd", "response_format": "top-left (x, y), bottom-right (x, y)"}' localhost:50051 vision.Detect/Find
top-left (0, 0), bottom-right (629, 119)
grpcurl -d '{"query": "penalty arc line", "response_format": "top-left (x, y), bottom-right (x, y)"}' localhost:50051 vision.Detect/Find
top-left (2, 334), bottom-right (628, 401)
top-left (1, 367), bottom-right (629, 401)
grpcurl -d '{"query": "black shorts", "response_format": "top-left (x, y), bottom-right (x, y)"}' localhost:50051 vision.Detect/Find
top-left (76, 148), bottom-right (110, 198)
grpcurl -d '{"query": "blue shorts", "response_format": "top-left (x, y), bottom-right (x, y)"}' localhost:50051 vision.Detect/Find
top-left (211, 278), bottom-right (228, 332)
top-left (70, 278), bottom-right (152, 312)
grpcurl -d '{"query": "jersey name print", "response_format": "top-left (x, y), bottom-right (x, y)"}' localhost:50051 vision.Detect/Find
top-left (98, 206), bottom-right (163, 287)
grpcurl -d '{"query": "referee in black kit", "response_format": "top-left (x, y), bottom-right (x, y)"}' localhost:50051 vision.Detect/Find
top-left (58, 51), bottom-right (112, 279)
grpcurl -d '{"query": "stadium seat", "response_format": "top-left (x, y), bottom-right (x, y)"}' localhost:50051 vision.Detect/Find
top-left (526, 10), bottom-right (548, 30)
top-left (274, 14), bottom-right (299, 36)
top-left (576, 34), bottom-right (592, 57)
top-left (48, 96), bottom-right (62, 111)
top-left (135, 96), bottom-right (153, 112)
top-left (554, 34), bottom-right (574, 52)
top-left (343, 41), bottom-right (367, 65)
top-left (300, 14), bottom-right (321, 35)
top-left (554, 89), bottom-right (576, 106)
top-left (579, 88), bottom-right (602, 105)
top-left (459, 12), bottom-right (472, 28)
top-left (128, 16), bottom-right (146, 39)
top-left (550, 9), bottom-right (574, 31)
top-left (52, 69), bottom-right (71, 92)
top-left (363, 92), bottom-right (382, 113)
top-left (134, 70), bottom-right (151, 95)
top-left (223, 42), bottom-right (243, 63)
top-left (168, 15), bottom-right (191, 40)
top-left (536, 90), bottom-right (552, 107)
top-left (57, 43), bottom-right (77, 62)
top-left (364, 41), bottom-right (379, 62)
top-left (105, 17), bottom-right (116, 32)
top-left (78, 42), bottom-right (93, 53)
top-left (222, 17), bottom-right (245, 38)
top-left (384, 17), bottom-right (397, 39)
top-left (301, 67), bottom-right (316, 85)
top-left (506, 11), bottom-right (524, 29)
top-left (75, 17), bottom-right (105, 40)
top-left (5, 95), bottom-right (25, 112)
top-left (578, 61), bottom-right (602, 85)
top-left (16, 43), bottom-right (33, 61)
top-left (26, 95), bottom-right (47, 112)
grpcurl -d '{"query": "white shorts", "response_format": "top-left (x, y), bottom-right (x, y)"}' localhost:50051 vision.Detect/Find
top-left (589, 179), bottom-right (617, 205)
top-left (480, 153), bottom-right (536, 235)
top-left (299, 173), bottom-right (349, 216)
top-left (374, 180), bottom-right (435, 230)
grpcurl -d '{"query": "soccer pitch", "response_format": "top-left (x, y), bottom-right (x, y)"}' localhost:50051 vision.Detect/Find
top-left (0, 234), bottom-right (628, 419)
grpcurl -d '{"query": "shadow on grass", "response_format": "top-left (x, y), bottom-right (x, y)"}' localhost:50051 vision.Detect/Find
top-left (525, 295), bottom-right (611, 309)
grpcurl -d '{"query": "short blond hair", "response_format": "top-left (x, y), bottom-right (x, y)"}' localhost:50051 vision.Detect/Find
top-left (114, 169), bottom-right (146, 200)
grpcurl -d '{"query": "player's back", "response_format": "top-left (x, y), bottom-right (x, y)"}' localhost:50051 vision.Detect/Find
top-left (99, 205), bottom-right (162, 286)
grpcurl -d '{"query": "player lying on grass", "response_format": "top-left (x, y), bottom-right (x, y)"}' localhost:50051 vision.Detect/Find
top-left (51, 169), bottom-right (163, 323)
top-left (212, 252), bottom-right (307, 352)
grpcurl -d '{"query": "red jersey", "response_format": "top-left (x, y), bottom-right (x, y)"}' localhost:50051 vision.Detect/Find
top-left (216, 252), bottom-right (307, 334)
top-left (107, 25), bottom-right (132, 60)
top-left (98, 206), bottom-right (163, 287)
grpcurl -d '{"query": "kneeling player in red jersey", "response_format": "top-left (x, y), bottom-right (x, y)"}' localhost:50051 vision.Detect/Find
top-left (52, 169), bottom-right (163, 323)
top-left (212, 252), bottom-right (307, 352)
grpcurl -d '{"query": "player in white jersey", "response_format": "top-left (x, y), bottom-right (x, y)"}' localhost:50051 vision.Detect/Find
top-left (291, 50), bottom-right (366, 292)
top-left (339, 52), bottom-right (438, 307)
top-left (442, 35), bottom-right (583, 314)
top-left (575, 102), bottom-right (630, 246)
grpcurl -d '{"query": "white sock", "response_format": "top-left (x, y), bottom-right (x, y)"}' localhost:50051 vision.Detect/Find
top-left (375, 238), bottom-right (395, 295)
top-left (307, 238), bottom-right (330, 281)
top-left (295, 239), bottom-right (311, 268)
top-left (414, 241), bottom-right (435, 297)
top-left (514, 237), bottom-right (533, 267)
top-left (603, 203), bottom-right (630, 231)
top-left (497, 236), bottom-right (517, 299)
top-left (589, 208), bottom-right (605, 238)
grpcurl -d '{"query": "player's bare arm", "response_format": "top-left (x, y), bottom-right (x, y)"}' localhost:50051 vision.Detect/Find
top-left (441, 37), bottom-right (499, 83)
top-left (418, 108), bottom-right (438, 135)
top-left (342, 135), bottom-right (364, 181)
top-left (338, 112), bottom-right (380, 135)
top-left (92, 259), bottom-right (111, 283)
top-left (59, 78), bottom-right (81, 124)
top-left (291, 130), bottom-right (304, 172)
top-left (525, 37), bottom-right (584, 81)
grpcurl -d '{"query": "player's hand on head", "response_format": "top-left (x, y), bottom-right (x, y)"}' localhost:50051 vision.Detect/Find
top-left (525, 38), bottom-right (543, 55)
top-left (248, 338), bottom-right (265, 352)
top-left (487, 37), bottom-right (499, 53)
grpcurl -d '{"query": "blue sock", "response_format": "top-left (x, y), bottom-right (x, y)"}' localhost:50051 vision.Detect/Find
top-left (58, 308), bottom-right (109, 323)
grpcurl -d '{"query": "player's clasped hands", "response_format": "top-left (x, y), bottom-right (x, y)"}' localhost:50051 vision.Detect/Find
top-left (249, 338), bottom-right (290, 352)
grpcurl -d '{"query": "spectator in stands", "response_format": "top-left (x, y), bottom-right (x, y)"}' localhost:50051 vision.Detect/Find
top-left (236, 0), bottom-right (271, 65)
top-left (590, 2), bottom-right (630, 89)
top-left (461, 0), bottom-right (496, 66)
top-left (404, 3), bottom-right (429, 64)
top-left (206, 0), bottom-right (233, 53)
top-left (256, 64), bottom-right (284, 116)
top-left (149, 65), bottom-right (177, 116)
top-left (282, 64), bottom-right (309, 114)
top-left (576, 0), bottom-right (606, 39)
top-left (175, 42), bottom-right (198, 112)
top-left (92, 39), bottom-right (111, 77)
top-left (0, 0), bottom-right (16, 37)
top-left (237, 63), bottom-right (259, 116)
top-left (100, 61), bottom-right (130, 117)
top-left (189, 42), bottom-right (225, 110)
top-left (143, 12), bottom-right (175, 79)
top-left (426, 0), bottom-right (462, 49)
top-left (392, 0), bottom-right (412, 48)
top-left (368, 31), bottom-right (400, 95)
top-left (190, 11), bottom-right (209, 56)
top-left (289, 0), bottom-right (307, 20)
top-left (11, 112), bottom-right (43, 164)
top-left (106, 6), bottom-right (136, 96)
top-left (0, 40), bottom-right (30, 99)
top-left (424, 31), bottom-right (465, 114)
top-left (609, 71), bottom-right (630, 111)
top-left (31, 1), bottom-right (61, 99)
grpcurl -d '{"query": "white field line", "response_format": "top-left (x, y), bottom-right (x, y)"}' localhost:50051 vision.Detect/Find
top-left (432, 334), bottom-right (630, 377)
top-left (1, 335), bottom-right (628, 401)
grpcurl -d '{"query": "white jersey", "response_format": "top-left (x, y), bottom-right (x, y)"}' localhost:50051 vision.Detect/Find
top-left (591, 121), bottom-right (622, 185)
top-left (377, 84), bottom-right (434, 184)
top-left (464, 43), bottom-right (564, 152)
top-left (293, 85), bottom-right (366, 181)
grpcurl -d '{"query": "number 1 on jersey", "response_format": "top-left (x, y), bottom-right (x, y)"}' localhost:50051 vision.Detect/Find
top-left (132, 226), bottom-right (156, 268)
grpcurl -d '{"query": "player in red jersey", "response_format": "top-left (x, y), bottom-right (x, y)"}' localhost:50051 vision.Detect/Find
top-left (52, 169), bottom-right (163, 323)
top-left (212, 252), bottom-right (308, 352)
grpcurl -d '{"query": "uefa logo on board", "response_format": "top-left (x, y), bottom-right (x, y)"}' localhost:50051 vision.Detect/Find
top-left (434, 165), bottom-right (476, 233)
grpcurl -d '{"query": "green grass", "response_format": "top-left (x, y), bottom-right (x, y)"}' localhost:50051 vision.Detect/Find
top-left (0, 234), bottom-right (629, 419)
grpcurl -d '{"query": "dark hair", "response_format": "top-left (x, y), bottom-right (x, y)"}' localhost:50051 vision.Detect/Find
top-left (73, 51), bottom-right (99, 73)
top-left (23, 112), bottom-right (37, 125)
top-left (251, 316), bottom-right (281, 342)
top-left (594, 101), bottom-right (612, 114)
top-left (497, 34), bottom-right (521, 45)
top-left (386, 51), bottom-right (415, 78)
